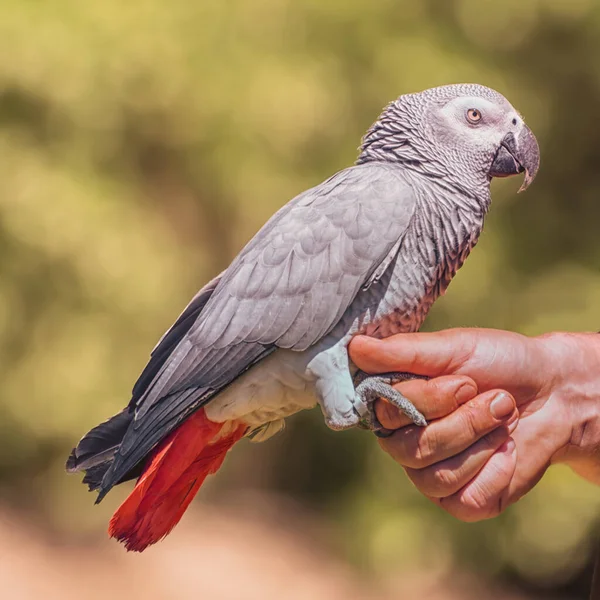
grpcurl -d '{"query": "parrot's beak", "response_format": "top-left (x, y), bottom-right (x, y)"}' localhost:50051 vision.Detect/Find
top-left (489, 125), bottom-right (540, 192)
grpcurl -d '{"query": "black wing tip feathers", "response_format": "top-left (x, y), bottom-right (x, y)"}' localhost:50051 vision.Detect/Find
top-left (68, 274), bottom-right (225, 504)
top-left (94, 487), bottom-right (110, 505)
top-left (82, 463), bottom-right (112, 493)
top-left (66, 450), bottom-right (113, 502)
top-left (65, 448), bottom-right (79, 473)
top-left (66, 407), bottom-right (136, 503)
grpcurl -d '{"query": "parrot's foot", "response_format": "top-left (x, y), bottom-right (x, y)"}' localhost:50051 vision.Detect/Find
top-left (353, 372), bottom-right (428, 437)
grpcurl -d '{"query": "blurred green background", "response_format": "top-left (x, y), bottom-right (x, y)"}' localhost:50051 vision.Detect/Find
top-left (1, 0), bottom-right (600, 598)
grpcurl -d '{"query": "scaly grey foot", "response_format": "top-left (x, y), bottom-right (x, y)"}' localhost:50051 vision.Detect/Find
top-left (354, 371), bottom-right (428, 437)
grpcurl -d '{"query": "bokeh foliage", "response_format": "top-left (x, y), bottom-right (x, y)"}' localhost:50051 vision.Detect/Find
top-left (1, 0), bottom-right (600, 596)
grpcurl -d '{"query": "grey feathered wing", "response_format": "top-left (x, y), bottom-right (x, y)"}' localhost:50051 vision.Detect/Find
top-left (97, 162), bottom-right (416, 499)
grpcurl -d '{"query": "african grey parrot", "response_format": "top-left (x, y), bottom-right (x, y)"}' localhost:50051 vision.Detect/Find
top-left (66, 83), bottom-right (540, 551)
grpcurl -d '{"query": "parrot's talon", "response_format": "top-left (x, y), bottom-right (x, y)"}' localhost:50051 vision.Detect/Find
top-left (354, 371), bottom-right (428, 433)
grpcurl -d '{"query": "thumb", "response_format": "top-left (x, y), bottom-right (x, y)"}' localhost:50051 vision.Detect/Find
top-left (348, 330), bottom-right (480, 377)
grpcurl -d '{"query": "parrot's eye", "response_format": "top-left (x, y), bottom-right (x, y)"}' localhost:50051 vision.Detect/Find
top-left (466, 108), bottom-right (482, 124)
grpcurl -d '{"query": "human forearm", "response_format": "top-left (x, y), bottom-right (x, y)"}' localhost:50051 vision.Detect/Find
top-left (540, 332), bottom-right (600, 483)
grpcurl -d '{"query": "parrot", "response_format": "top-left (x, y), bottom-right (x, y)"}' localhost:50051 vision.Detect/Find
top-left (66, 83), bottom-right (540, 552)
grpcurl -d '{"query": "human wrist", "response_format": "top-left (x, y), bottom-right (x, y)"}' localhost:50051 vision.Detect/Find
top-left (539, 332), bottom-right (600, 482)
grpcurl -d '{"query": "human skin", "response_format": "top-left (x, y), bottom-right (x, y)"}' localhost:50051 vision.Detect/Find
top-left (348, 329), bottom-right (600, 522)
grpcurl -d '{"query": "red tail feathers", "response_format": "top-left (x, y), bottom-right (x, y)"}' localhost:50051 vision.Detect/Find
top-left (108, 409), bottom-right (246, 552)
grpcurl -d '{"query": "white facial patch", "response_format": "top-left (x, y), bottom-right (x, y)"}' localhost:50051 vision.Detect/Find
top-left (429, 96), bottom-right (514, 152)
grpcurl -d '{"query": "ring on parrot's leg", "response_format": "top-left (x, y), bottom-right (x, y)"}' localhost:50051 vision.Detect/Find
top-left (354, 372), bottom-right (428, 434)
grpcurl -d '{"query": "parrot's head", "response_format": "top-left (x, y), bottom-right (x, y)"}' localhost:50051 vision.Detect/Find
top-left (359, 83), bottom-right (540, 195)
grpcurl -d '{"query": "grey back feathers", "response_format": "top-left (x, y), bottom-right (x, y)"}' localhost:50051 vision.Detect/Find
top-left (191, 164), bottom-right (416, 352)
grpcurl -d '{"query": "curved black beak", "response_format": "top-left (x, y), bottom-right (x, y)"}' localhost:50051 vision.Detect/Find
top-left (489, 125), bottom-right (540, 192)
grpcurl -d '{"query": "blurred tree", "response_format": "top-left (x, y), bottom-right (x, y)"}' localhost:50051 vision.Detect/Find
top-left (1, 0), bottom-right (600, 596)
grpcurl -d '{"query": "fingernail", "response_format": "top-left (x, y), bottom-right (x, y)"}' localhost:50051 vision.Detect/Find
top-left (490, 393), bottom-right (515, 420)
top-left (456, 382), bottom-right (477, 404)
top-left (505, 407), bottom-right (519, 431)
top-left (501, 438), bottom-right (516, 455)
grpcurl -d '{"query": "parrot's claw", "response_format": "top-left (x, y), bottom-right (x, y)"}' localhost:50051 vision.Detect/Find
top-left (353, 371), bottom-right (428, 436)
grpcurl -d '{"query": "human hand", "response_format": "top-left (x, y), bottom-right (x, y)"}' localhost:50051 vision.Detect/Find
top-left (349, 329), bottom-right (600, 521)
